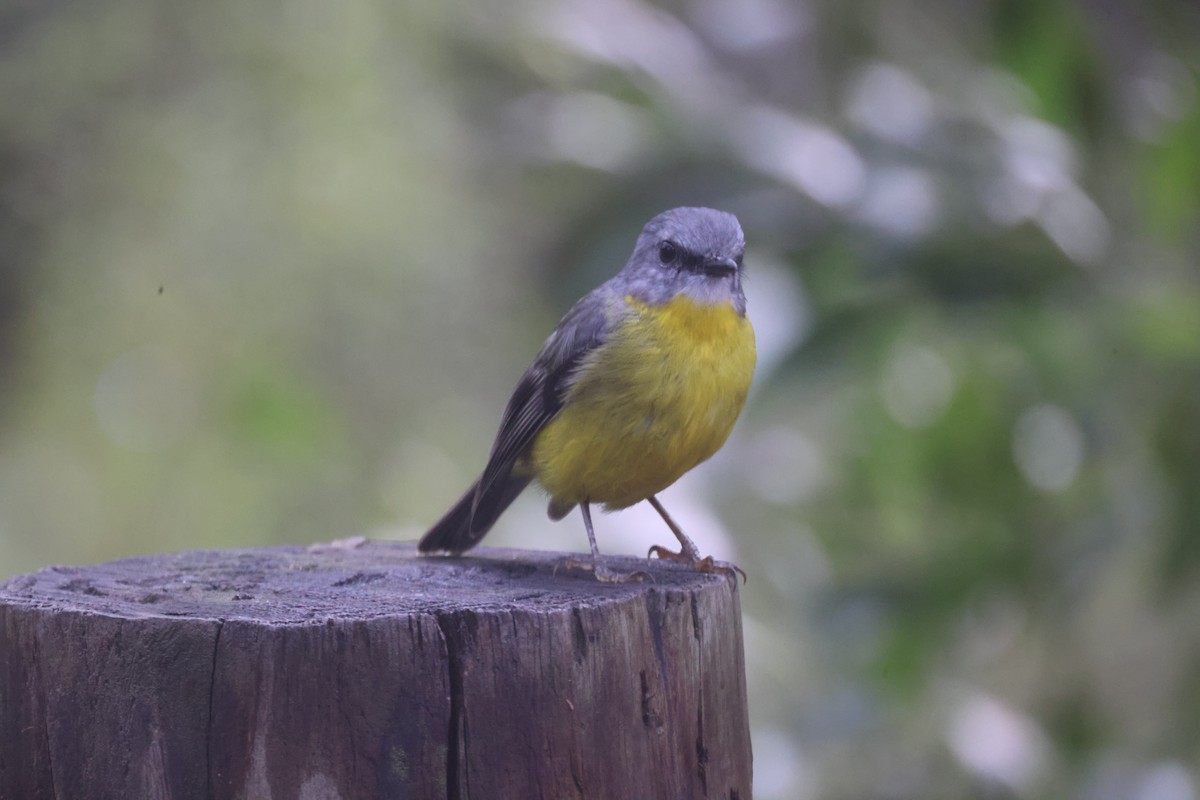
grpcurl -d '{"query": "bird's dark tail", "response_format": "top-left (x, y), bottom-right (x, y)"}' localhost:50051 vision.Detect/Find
top-left (418, 475), bottom-right (531, 555)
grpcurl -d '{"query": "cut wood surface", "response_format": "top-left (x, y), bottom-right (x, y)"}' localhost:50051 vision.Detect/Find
top-left (0, 541), bottom-right (752, 800)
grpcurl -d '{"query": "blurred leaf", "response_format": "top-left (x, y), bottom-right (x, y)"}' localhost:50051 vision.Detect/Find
top-left (992, 0), bottom-right (1104, 134)
top-left (226, 368), bottom-right (337, 465)
top-left (1125, 288), bottom-right (1200, 361)
top-left (1140, 103), bottom-right (1200, 240)
top-left (1154, 378), bottom-right (1200, 587)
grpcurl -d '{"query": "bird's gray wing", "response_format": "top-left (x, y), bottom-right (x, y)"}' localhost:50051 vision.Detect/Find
top-left (470, 287), bottom-right (618, 533)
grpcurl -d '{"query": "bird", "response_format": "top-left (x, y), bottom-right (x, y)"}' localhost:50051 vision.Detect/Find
top-left (418, 206), bottom-right (755, 581)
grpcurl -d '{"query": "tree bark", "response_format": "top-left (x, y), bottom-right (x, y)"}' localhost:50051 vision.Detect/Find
top-left (0, 542), bottom-right (752, 799)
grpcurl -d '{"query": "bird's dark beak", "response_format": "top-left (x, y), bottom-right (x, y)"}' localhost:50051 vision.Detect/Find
top-left (702, 256), bottom-right (738, 277)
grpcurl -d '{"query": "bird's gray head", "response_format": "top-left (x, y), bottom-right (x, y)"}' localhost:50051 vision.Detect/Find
top-left (619, 207), bottom-right (747, 313)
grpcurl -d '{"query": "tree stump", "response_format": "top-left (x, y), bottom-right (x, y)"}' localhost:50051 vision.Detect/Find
top-left (0, 542), bottom-right (752, 800)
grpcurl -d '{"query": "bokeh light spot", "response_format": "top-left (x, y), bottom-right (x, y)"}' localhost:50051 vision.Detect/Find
top-left (94, 346), bottom-right (198, 452)
top-left (543, 92), bottom-right (647, 170)
top-left (847, 62), bottom-right (935, 145)
top-left (856, 166), bottom-right (941, 239)
top-left (743, 426), bottom-right (827, 505)
top-left (738, 107), bottom-right (866, 208)
top-left (947, 691), bottom-right (1049, 791)
top-left (1134, 762), bottom-right (1196, 800)
top-left (752, 727), bottom-right (817, 800)
top-left (1012, 403), bottom-right (1084, 492)
top-left (881, 343), bottom-right (954, 428)
top-left (691, 0), bottom-right (807, 52)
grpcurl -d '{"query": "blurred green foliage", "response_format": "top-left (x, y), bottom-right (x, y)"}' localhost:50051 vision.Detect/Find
top-left (1, 0), bottom-right (1198, 796)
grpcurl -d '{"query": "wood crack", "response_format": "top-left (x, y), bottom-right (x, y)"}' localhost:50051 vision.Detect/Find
top-left (205, 619), bottom-right (223, 800)
top-left (435, 612), bottom-right (466, 800)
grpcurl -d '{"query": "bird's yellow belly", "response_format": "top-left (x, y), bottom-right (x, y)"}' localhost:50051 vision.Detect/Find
top-left (529, 295), bottom-right (755, 510)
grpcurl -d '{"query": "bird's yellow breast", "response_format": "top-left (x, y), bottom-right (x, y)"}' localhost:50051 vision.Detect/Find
top-left (529, 294), bottom-right (755, 510)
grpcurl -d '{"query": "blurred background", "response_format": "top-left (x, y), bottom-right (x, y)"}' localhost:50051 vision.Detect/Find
top-left (1, 0), bottom-right (1198, 796)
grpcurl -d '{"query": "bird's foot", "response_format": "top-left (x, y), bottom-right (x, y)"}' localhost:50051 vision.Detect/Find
top-left (559, 556), bottom-right (652, 584)
top-left (646, 545), bottom-right (747, 584)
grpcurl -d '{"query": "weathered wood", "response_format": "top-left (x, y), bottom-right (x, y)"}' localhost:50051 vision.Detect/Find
top-left (0, 542), bottom-right (752, 800)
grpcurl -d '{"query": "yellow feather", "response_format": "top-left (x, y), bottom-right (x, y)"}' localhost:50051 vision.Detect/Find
top-left (529, 294), bottom-right (756, 510)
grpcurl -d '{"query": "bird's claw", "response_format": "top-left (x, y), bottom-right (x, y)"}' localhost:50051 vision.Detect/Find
top-left (647, 545), bottom-right (747, 584)
top-left (560, 557), bottom-right (652, 584)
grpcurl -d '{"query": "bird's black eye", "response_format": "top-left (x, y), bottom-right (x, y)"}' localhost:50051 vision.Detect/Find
top-left (658, 241), bottom-right (678, 264)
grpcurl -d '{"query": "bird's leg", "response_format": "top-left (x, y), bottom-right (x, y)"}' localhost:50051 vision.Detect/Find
top-left (646, 495), bottom-right (746, 583)
top-left (561, 501), bottom-right (648, 583)
top-left (645, 495), bottom-right (702, 560)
